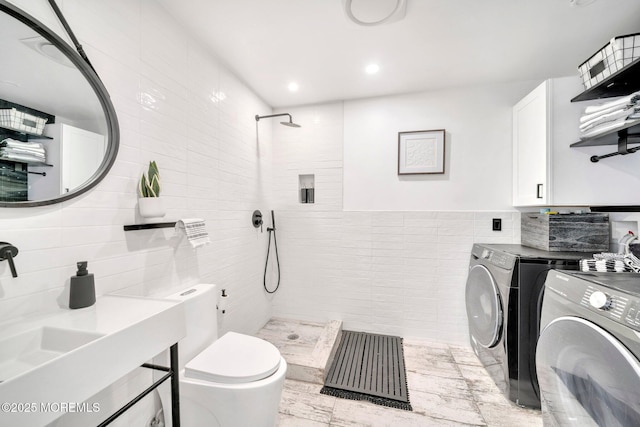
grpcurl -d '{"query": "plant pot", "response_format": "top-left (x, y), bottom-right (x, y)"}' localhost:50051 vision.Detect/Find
top-left (138, 197), bottom-right (166, 220)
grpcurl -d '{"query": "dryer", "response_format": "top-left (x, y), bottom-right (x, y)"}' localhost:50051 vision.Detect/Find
top-left (537, 271), bottom-right (640, 426)
top-left (465, 244), bottom-right (585, 408)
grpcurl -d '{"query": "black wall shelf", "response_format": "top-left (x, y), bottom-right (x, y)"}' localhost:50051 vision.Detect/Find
top-left (571, 58), bottom-right (640, 102)
top-left (590, 205), bottom-right (640, 212)
top-left (571, 123), bottom-right (640, 148)
top-left (571, 125), bottom-right (640, 162)
top-left (0, 158), bottom-right (52, 167)
top-left (123, 222), bottom-right (176, 231)
top-left (0, 126), bottom-right (53, 141)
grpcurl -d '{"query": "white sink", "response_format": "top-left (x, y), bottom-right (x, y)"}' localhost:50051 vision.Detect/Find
top-left (0, 326), bottom-right (104, 382)
top-left (0, 295), bottom-right (185, 426)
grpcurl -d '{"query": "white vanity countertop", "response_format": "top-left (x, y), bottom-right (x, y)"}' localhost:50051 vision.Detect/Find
top-left (0, 294), bottom-right (186, 426)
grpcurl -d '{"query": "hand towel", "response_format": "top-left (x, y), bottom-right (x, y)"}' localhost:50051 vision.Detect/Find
top-left (175, 218), bottom-right (210, 248)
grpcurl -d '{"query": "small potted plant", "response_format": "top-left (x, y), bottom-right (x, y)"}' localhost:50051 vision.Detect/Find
top-left (137, 161), bottom-right (165, 219)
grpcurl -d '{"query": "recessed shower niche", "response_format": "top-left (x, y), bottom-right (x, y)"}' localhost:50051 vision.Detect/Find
top-left (299, 174), bottom-right (314, 204)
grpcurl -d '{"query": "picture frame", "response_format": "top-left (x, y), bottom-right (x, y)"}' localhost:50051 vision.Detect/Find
top-left (397, 129), bottom-right (445, 175)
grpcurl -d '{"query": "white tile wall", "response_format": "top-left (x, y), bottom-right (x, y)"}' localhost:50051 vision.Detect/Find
top-left (3, 0), bottom-right (278, 424)
top-left (1, 1), bottom-right (274, 336)
top-left (271, 102), bottom-right (520, 345)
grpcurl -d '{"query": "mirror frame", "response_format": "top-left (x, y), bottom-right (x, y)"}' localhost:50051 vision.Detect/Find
top-left (0, 0), bottom-right (119, 207)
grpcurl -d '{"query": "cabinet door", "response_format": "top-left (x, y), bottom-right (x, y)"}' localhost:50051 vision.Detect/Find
top-left (61, 125), bottom-right (106, 193)
top-left (513, 81), bottom-right (550, 206)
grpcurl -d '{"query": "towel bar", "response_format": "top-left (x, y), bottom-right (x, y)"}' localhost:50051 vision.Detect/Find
top-left (590, 130), bottom-right (640, 162)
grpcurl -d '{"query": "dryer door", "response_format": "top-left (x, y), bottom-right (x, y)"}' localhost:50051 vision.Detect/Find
top-left (536, 316), bottom-right (640, 427)
top-left (465, 264), bottom-right (503, 348)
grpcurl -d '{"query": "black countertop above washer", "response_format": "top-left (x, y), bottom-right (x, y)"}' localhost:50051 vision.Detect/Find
top-left (478, 244), bottom-right (591, 261)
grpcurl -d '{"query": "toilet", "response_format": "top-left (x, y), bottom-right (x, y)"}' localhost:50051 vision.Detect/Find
top-left (158, 284), bottom-right (287, 427)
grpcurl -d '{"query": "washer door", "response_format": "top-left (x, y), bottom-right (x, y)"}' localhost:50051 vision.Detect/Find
top-left (536, 316), bottom-right (640, 427)
top-left (465, 264), bottom-right (503, 348)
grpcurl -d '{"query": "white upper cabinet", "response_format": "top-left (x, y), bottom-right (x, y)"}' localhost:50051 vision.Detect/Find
top-left (511, 76), bottom-right (640, 207)
top-left (513, 80), bottom-right (550, 206)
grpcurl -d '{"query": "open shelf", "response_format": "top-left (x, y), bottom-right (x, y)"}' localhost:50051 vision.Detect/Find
top-left (570, 58), bottom-right (640, 162)
top-left (571, 57), bottom-right (640, 102)
top-left (0, 126), bottom-right (53, 141)
top-left (590, 205), bottom-right (640, 212)
top-left (571, 122), bottom-right (640, 147)
top-left (0, 157), bottom-right (52, 167)
top-left (123, 222), bottom-right (176, 231)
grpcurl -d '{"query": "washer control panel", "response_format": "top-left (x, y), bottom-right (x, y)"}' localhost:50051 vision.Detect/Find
top-left (580, 285), bottom-right (638, 330)
top-left (484, 249), bottom-right (513, 269)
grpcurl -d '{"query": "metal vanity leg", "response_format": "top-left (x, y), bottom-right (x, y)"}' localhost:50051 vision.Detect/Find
top-left (170, 343), bottom-right (180, 427)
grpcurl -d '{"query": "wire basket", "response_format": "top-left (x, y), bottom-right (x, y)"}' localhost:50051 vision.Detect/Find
top-left (0, 108), bottom-right (47, 135)
top-left (578, 33), bottom-right (640, 90)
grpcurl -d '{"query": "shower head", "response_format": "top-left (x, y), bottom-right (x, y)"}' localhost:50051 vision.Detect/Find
top-left (255, 113), bottom-right (301, 128)
top-left (280, 120), bottom-right (301, 128)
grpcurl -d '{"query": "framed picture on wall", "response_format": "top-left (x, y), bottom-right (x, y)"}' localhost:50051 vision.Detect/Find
top-left (397, 129), bottom-right (445, 175)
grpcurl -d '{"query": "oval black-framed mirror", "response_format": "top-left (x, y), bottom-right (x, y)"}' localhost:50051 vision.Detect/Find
top-left (0, 0), bottom-right (119, 207)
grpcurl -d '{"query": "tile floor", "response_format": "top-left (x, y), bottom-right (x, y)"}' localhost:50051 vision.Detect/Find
top-left (275, 338), bottom-right (543, 426)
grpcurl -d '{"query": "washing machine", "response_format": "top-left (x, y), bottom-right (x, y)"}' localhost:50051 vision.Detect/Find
top-left (465, 244), bottom-right (585, 408)
top-left (537, 271), bottom-right (640, 426)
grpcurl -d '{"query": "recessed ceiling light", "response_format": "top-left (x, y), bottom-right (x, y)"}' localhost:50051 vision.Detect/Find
top-left (365, 64), bottom-right (380, 74)
top-left (20, 36), bottom-right (74, 68)
top-left (344, 0), bottom-right (407, 26)
top-left (288, 82), bottom-right (299, 92)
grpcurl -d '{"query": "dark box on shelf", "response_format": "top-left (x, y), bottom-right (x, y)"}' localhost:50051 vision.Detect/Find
top-left (521, 213), bottom-right (610, 252)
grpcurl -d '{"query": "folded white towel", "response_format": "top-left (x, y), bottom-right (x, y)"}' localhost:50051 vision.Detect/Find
top-left (175, 218), bottom-right (210, 249)
top-left (581, 103), bottom-right (631, 123)
top-left (0, 138), bottom-right (44, 150)
top-left (579, 107), bottom-right (636, 131)
top-left (0, 152), bottom-right (46, 163)
top-left (583, 91), bottom-right (640, 115)
top-left (580, 117), bottom-right (640, 139)
top-left (0, 146), bottom-right (46, 156)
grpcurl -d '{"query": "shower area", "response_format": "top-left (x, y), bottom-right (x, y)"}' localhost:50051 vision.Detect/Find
top-left (253, 110), bottom-right (344, 384)
top-left (256, 318), bottom-right (342, 384)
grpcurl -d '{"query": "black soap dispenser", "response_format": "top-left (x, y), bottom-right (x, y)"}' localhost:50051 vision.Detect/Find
top-left (69, 261), bottom-right (96, 309)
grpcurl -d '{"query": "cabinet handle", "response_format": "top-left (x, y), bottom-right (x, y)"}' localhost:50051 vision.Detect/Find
top-left (536, 184), bottom-right (543, 199)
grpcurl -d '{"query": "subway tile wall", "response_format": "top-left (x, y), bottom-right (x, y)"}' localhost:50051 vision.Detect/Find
top-left (271, 102), bottom-right (520, 345)
top-left (1, 0), bottom-right (275, 337)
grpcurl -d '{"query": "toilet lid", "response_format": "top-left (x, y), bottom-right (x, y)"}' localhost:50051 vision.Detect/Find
top-left (184, 331), bottom-right (281, 384)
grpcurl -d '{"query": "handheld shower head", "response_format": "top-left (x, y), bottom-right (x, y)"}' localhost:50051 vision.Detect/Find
top-left (255, 113), bottom-right (301, 128)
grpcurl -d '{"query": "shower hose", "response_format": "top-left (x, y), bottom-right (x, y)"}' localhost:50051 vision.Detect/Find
top-left (264, 211), bottom-right (281, 293)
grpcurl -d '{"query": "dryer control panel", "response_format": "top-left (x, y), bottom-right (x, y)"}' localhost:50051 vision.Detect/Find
top-left (546, 271), bottom-right (640, 332)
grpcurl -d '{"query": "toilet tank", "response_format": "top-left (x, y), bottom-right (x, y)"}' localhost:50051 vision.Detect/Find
top-left (165, 284), bottom-right (219, 367)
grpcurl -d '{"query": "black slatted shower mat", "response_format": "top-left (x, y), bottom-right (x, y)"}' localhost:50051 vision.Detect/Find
top-left (320, 331), bottom-right (412, 411)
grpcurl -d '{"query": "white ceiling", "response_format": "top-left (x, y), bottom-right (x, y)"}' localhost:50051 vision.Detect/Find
top-left (158, 0), bottom-right (640, 108)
